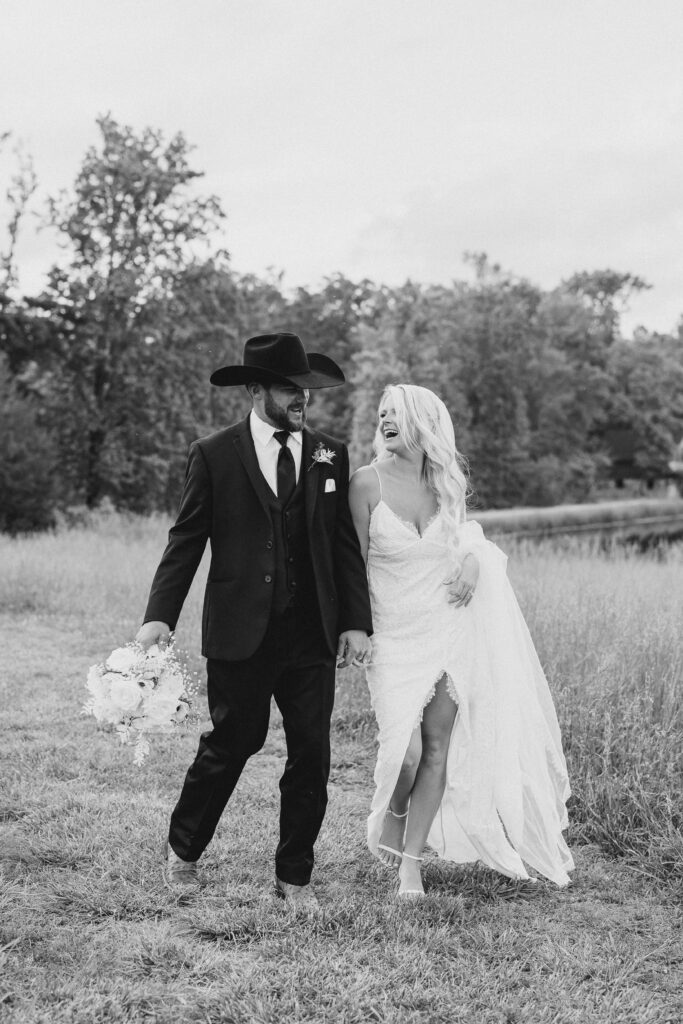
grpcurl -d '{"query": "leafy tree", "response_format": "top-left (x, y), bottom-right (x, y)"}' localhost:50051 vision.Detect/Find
top-left (604, 332), bottom-right (683, 477)
top-left (286, 274), bottom-right (387, 439)
top-left (523, 291), bottom-right (612, 502)
top-left (349, 320), bottom-right (410, 467)
top-left (132, 263), bottom-right (282, 509)
top-left (0, 355), bottom-right (57, 533)
top-left (0, 134), bottom-right (37, 300)
top-left (442, 262), bottom-right (540, 506)
top-left (348, 281), bottom-right (459, 467)
top-left (562, 269), bottom-right (650, 351)
top-left (41, 114), bottom-right (225, 507)
top-left (0, 137), bottom-right (55, 401)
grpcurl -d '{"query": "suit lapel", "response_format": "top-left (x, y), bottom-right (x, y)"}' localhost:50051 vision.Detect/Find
top-left (303, 428), bottom-right (320, 533)
top-left (232, 417), bottom-right (274, 518)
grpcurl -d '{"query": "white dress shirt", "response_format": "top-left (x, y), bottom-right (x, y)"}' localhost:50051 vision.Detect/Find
top-left (249, 408), bottom-right (303, 496)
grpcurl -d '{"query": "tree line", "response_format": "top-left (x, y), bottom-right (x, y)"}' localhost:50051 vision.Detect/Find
top-left (2, 117), bottom-right (683, 533)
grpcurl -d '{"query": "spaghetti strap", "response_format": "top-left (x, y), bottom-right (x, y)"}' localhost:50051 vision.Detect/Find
top-left (371, 463), bottom-right (383, 500)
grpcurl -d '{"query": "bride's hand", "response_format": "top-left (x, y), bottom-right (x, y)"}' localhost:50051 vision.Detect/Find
top-left (444, 553), bottom-right (479, 607)
top-left (336, 630), bottom-right (372, 669)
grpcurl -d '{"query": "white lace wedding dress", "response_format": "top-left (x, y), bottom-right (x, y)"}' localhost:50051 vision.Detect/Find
top-left (365, 483), bottom-right (574, 886)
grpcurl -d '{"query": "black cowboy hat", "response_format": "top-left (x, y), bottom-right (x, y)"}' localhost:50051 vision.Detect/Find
top-left (210, 332), bottom-right (345, 389)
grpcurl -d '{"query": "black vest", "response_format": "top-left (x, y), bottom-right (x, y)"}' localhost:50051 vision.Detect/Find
top-left (268, 473), bottom-right (317, 618)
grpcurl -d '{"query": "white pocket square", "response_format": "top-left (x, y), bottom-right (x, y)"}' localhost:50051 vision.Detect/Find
top-left (325, 478), bottom-right (336, 493)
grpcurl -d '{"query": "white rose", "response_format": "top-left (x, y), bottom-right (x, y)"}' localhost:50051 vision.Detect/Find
top-left (156, 670), bottom-right (185, 701)
top-left (143, 692), bottom-right (180, 727)
top-left (109, 675), bottom-right (144, 716)
top-left (84, 665), bottom-right (110, 722)
top-left (106, 646), bottom-right (141, 674)
top-left (86, 665), bottom-right (108, 701)
top-left (87, 672), bottom-right (126, 723)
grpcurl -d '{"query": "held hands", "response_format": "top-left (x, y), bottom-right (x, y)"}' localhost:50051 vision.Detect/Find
top-left (444, 553), bottom-right (480, 607)
top-left (336, 630), bottom-right (372, 669)
top-left (135, 620), bottom-right (171, 650)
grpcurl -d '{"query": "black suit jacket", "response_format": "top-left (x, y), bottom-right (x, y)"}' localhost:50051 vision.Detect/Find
top-left (143, 416), bottom-right (372, 661)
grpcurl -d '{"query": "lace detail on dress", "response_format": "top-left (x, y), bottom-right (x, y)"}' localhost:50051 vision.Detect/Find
top-left (445, 674), bottom-right (459, 705)
top-left (385, 503), bottom-right (441, 540)
top-left (371, 499), bottom-right (442, 541)
top-left (413, 671), bottom-right (458, 727)
top-left (369, 465), bottom-right (441, 539)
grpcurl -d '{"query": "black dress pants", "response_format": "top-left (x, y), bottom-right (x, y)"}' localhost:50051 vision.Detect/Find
top-left (168, 608), bottom-right (335, 885)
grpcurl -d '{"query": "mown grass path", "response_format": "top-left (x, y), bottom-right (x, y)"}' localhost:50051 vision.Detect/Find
top-left (1, 605), bottom-right (681, 1024)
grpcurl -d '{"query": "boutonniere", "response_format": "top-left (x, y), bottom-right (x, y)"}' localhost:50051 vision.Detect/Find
top-left (308, 443), bottom-right (336, 471)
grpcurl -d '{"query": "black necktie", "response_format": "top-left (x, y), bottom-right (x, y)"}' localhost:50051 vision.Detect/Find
top-left (274, 431), bottom-right (296, 504)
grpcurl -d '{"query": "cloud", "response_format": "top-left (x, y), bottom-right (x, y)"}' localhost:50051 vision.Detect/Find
top-left (346, 144), bottom-right (683, 332)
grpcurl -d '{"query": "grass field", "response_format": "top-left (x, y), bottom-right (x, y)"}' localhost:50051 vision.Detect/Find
top-left (1, 511), bottom-right (681, 1023)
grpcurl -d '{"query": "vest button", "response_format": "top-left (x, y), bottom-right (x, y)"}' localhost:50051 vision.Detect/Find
top-left (264, 575), bottom-right (272, 583)
top-left (288, 556), bottom-right (294, 563)
top-left (266, 540), bottom-right (273, 549)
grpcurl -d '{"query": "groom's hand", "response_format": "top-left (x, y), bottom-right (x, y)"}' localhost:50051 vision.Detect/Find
top-left (336, 630), bottom-right (372, 669)
top-left (135, 620), bottom-right (171, 649)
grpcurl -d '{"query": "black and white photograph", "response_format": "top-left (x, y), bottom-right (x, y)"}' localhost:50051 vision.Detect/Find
top-left (1, 2), bottom-right (681, 1022)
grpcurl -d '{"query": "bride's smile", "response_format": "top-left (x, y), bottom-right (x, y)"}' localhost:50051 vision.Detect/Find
top-left (379, 404), bottom-right (411, 456)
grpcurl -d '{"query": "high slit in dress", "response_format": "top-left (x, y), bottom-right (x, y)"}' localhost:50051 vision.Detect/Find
top-left (365, 470), bottom-right (574, 886)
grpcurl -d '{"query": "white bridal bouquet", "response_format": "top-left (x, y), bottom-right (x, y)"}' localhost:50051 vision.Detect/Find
top-left (83, 641), bottom-right (195, 765)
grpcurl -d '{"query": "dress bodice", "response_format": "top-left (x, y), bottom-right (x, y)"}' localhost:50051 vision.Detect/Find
top-left (367, 500), bottom-right (456, 641)
top-left (368, 499), bottom-right (447, 557)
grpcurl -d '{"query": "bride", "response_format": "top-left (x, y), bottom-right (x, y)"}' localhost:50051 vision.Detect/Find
top-left (349, 384), bottom-right (574, 897)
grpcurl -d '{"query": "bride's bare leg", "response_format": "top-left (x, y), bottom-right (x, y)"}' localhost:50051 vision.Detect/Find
top-left (377, 731), bottom-right (421, 867)
top-left (399, 675), bottom-right (457, 894)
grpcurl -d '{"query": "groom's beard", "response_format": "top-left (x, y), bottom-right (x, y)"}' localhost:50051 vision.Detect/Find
top-left (264, 390), bottom-right (308, 432)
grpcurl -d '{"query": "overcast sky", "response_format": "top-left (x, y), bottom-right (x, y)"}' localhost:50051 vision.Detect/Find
top-left (3, 0), bottom-right (682, 334)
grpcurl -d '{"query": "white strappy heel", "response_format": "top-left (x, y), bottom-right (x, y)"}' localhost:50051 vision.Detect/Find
top-left (397, 852), bottom-right (425, 899)
top-left (377, 805), bottom-right (408, 864)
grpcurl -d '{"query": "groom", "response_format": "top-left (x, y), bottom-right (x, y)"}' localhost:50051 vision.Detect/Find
top-left (137, 332), bottom-right (372, 909)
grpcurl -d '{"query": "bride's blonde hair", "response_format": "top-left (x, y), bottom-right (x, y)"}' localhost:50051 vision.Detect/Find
top-left (373, 384), bottom-right (469, 556)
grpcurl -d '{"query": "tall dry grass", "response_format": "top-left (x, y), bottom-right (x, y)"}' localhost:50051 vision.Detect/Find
top-left (1, 511), bottom-right (681, 881)
top-left (506, 540), bottom-right (682, 881)
top-left (1, 513), bottom-right (681, 1022)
